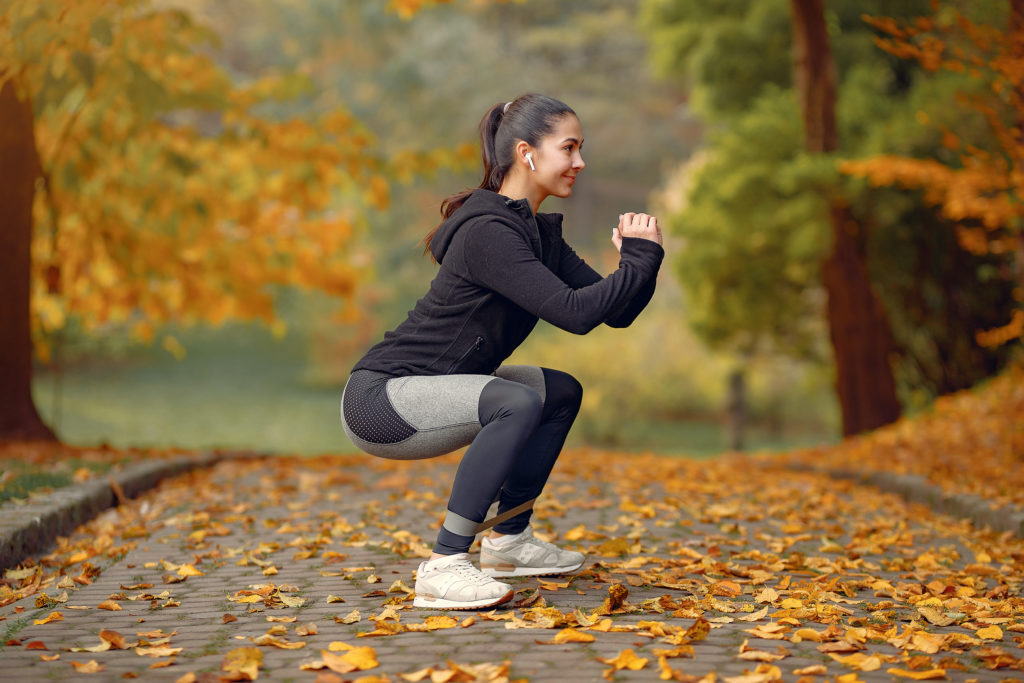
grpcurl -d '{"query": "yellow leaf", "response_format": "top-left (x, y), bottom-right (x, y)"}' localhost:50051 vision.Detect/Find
top-left (222, 647), bottom-right (262, 681)
top-left (422, 616), bottom-right (458, 630)
top-left (976, 625), bottom-right (1002, 640)
top-left (553, 628), bottom-right (596, 644)
top-left (779, 597), bottom-right (803, 609)
top-left (793, 665), bottom-right (828, 675)
top-left (177, 564), bottom-right (204, 577)
top-left (886, 668), bottom-right (947, 680)
top-left (336, 610), bottom-right (360, 624)
top-left (34, 611), bottom-right (64, 625)
top-left (791, 628), bottom-right (823, 642)
top-left (136, 646), bottom-right (184, 657)
top-left (597, 648), bottom-right (648, 672)
top-left (251, 634), bottom-right (306, 650)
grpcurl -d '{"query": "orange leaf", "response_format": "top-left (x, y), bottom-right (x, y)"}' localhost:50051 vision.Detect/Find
top-left (97, 600), bottom-right (122, 611)
top-left (25, 641), bottom-right (48, 650)
top-left (34, 611), bottom-right (63, 625)
top-left (886, 668), bottom-right (947, 680)
top-left (100, 629), bottom-right (129, 649)
top-left (70, 660), bottom-right (105, 673)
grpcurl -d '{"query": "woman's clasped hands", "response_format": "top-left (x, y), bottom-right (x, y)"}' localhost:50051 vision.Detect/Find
top-left (612, 212), bottom-right (663, 252)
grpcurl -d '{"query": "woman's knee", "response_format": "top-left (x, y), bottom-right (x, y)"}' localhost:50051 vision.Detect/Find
top-left (542, 369), bottom-right (583, 413)
top-left (479, 379), bottom-right (544, 425)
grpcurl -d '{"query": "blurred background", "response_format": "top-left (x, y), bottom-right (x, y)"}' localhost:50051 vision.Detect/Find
top-left (5, 0), bottom-right (1020, 457)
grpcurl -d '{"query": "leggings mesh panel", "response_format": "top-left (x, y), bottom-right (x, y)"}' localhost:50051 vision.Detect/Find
top-left (342, 370), bottom-right (417, 444)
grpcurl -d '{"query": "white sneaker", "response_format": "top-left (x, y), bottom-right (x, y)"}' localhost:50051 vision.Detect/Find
top-left (413, 553), bottom-right (514, 610)
top-left (480, 527), bottom-right (586, 578)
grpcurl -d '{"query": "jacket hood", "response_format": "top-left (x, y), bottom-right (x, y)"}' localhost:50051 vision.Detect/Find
top-left (431, 189), bottom-right (557, 263)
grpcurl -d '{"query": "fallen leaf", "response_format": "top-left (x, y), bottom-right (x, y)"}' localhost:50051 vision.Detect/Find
top-left (222, 647), bottom-right (262, 681)
top-left (223, 614), bottom-right (238, 624)
top-left (887, 668), bottom-right (947, 680)
top-left (737, 640), bottom-right (787, 662)
top-left (34, 612), bottom-right (63, 625)
top-left (976, 625), bottom-right (1002, 640)
top-left (136, 646), bottom-right (184, 657)
top-left (830, 653), bottom-right (882, 672)
top-left (177, 564), bottom-right (204, 577)
top-left (251, 634), bottom-right (306, 649)
top-left (296, 623), bottom-right (318, 636)
top-left (538, 628), bottom-right (595, 644)
top-left (100, 629), bottom-right (130, 649)
top-left (793, 665), bottom-right (828, 675)
top-left (597, 648), bottom-right (648, 674)
top-left (97, 600), bottom-right (122, 611)
top-left (70, 660), bottom-right (105, 673)
top-left (336, 610), bottom-right (360, 624)
top-left (738, 607), bottom-right (770, 622)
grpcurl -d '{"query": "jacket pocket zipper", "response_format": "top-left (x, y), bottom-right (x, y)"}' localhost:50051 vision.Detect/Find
top-left (448, 336), bottom-right (484, 373)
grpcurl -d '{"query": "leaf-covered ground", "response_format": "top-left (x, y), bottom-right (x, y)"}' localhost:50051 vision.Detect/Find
top-left (0, 368), bottom-right (1022, 681)
top-left (775, 364), bottom-right (1024, 509)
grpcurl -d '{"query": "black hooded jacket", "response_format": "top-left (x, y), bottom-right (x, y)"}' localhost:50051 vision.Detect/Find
top-left (352, 189), bottom-right (664, 377)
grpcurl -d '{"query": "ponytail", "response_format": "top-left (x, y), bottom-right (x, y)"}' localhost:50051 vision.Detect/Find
top-left (422, 94), bottom-right (575, 258)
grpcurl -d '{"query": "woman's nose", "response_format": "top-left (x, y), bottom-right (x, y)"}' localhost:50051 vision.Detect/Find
top-left (573, 153), bottom-right (585, 170)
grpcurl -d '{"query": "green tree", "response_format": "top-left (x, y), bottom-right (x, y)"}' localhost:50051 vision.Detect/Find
top-left (641, 0), bottom-right (1016, 431)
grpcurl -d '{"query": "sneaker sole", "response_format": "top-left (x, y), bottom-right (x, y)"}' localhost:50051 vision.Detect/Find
top-left (481, 561), bottom-right (585, 578)
top-left (412, 588), bottom-right (514, 610)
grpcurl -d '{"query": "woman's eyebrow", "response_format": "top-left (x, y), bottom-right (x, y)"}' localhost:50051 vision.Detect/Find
top-left (562, 137), bottom-right (583, 145)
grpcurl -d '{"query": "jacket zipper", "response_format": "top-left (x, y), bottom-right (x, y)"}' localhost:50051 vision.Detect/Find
top-left (448, 336), bottom-right (484, 373)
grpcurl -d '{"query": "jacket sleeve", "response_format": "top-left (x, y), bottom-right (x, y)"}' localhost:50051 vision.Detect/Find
top-left (556, 238), bottom-right (659, 328)
top-left (462, 220), bottom-right (664, 335)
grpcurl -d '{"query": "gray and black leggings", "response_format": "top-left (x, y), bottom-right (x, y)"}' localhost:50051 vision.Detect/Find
top-left (341, 366), bottom-right (582, 555)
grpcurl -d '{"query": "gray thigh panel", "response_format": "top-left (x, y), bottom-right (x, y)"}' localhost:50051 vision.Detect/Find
top-left (493, 365), bottom-right (546, 404)
top-left (386, 374), bottom-right (496, 430)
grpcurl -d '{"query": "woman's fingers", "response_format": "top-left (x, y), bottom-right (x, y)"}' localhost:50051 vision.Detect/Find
top-left (615, 211), bottom-right (662, 246)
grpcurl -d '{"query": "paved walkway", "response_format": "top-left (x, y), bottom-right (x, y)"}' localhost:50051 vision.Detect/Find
top-left (1, 450), bottom-right (1022, 681)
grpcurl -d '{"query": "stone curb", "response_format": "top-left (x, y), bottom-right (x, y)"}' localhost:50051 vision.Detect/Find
top-left (778, 462), bottom-right (1024, 538)
top-left (0, 451), bottom-right (259, 571)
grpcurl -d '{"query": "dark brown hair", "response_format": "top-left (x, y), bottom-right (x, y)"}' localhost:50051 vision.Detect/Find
top-left (422, 94), bottom-right (576, 257)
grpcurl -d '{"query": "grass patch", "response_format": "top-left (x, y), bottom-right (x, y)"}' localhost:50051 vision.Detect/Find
top-left (31, 320), bottom-right (835, 457)
top-left (0, 459), bottom-right (115, 504)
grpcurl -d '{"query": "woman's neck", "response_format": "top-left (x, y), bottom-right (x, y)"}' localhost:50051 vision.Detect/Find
top-left (498, 174), bottom-right (545, 214)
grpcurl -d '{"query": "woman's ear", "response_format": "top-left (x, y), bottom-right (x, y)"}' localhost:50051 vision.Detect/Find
top-left (514, 140), bottom-right (532, 167)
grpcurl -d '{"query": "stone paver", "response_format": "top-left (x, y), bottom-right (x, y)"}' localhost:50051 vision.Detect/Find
top-left (1, 451), bottom-right (1022, 682)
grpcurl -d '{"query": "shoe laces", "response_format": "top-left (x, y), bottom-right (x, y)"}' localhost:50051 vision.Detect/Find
top-left (443, 555), bottom-right (493, 586)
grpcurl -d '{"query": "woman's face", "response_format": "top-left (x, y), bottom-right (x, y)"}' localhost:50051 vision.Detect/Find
top-left (530, 114), bottom-right (585, 200)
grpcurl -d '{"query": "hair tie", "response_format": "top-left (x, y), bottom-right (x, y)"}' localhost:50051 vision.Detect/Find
top-left (503, 101), bottom-right (512, 114)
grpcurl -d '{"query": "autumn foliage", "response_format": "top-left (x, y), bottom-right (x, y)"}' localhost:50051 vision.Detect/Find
top-left (1, 0), bottom-right (381, 360)
top-left (841, 2), bottom-right (1024, 347)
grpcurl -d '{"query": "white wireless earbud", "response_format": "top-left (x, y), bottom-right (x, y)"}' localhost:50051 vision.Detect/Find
top-left (525, 152), bottom-right (535, 171)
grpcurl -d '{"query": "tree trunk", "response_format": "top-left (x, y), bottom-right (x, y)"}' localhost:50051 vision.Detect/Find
top-left (1011, 0), bottom-right (1024, 303)
top-left (0, 76), bottom-right (57, 442)
top-left (790, 0), bottom-right (902, 435)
